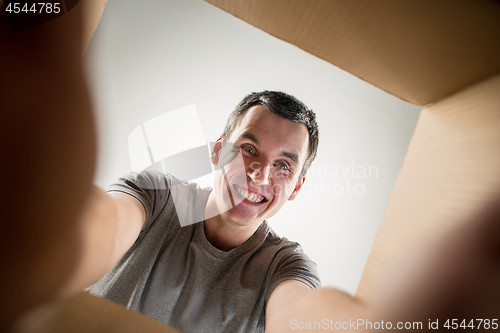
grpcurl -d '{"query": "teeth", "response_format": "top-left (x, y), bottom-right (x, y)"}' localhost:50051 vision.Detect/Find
top-left (235, 186), bottom-right (263, 203)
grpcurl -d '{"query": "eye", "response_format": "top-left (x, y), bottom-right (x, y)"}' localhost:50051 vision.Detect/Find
top-left (275, 162), bottom-right (290, 171)
top-left (241, 145), bottom-right (255, 155)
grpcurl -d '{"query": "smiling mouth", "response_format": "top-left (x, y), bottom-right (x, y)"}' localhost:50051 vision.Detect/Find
top-left (233, 184), bottom-right (267, 203)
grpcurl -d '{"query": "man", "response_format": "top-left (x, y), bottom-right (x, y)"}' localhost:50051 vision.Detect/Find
top-left (87, 91), bottom-right (321, 332)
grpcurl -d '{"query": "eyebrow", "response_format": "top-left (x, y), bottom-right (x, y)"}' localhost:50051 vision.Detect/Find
top-left (239, 131), bottom-right (300, 167)
top-left (282, 151), bottom-right (299, 167)
top-left (240, 132), bottom-right (259, 145)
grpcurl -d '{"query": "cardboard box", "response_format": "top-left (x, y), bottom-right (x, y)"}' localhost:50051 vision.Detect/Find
top-left (8, 0), bottom-right (500, 331)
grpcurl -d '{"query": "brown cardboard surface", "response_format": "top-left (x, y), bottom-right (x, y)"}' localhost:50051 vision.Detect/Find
top-left (356, 73), bottom-right (500, 301)
top-left (204, 0), bottom-right (500, 106)
top-left (9, 292), bottom-right (182, 333)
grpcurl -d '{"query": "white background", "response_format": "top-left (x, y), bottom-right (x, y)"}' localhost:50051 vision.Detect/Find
top-left (84, 0), bottom-right (422, 295)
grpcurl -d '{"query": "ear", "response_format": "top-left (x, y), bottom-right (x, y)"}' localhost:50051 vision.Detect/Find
top-left (288, 177), bottom-right (305, 201)
top-left (210, 141), bottom-right (223, 165)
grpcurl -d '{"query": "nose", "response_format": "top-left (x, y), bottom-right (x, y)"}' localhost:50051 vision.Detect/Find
top-left (248, 161), bottom-right (270, 186)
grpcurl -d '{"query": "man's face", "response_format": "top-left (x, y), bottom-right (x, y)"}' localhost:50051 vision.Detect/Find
top-left (213, 105), bottom-right (309, 227)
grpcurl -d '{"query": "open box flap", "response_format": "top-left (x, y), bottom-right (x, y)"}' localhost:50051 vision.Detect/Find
top-left (356, 73), bottom-right (500, 300)
top-left (204, 0), bottom-right (500, 106)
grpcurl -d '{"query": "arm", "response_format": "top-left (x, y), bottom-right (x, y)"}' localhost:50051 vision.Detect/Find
top-left (266, 195), bottom-right (500, 333)
top-left (266, 281), bottom-right (367, 333)
top-left (59, 187), bottom-right (146, 297)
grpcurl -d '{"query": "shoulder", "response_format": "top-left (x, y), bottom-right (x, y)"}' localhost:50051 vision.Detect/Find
top-left (110, 170), bottom-right (172, 194)
top-left (161, 174), bottom-right (212, 227)
top-left (264, 226), bottom-right (308, 258)
top-left (108, 171), bottom-right (211, 229)
top-left (263, 225), bottom-right (321, 288)
top-left (109, 171), bottom-right (211, 198)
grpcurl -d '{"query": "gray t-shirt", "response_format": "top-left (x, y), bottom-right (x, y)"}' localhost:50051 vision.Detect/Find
top-left (88, 171), bottom-right (320, 333)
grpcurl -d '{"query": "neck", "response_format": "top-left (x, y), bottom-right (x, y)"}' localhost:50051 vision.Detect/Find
top-left (204, 191), bottom-right (263, 252)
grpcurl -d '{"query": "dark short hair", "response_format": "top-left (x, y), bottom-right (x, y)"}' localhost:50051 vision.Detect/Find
top-left (221, 91), bottom-right (319, 179)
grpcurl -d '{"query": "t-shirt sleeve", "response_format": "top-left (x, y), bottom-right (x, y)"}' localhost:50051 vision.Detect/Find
top-left (108, 170), bottom-right (171, 231)
top-left (266, 243), bottom-right (321, 303)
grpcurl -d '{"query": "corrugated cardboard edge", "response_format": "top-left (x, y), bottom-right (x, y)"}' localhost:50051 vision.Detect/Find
top-left (356, 72), bottom-right (500, 301)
